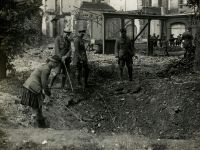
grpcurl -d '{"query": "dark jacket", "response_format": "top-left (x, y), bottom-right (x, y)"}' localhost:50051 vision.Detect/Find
top-left (73, 36), bottom-right (87, 64)
top-left (54, 35), bottom-right (72, 58)
top-left (23, 64), bottom-right (51, 95)
top-left (115, 36), bottom-right (134, 59)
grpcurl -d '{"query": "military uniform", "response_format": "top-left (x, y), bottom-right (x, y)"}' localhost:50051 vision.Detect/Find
top-left (21, 55), bottom-right (61, 128)
top-left (115, 36), bottom-right (134, 81)
top-left (182, 31), bottom-right (194, 58)
top-left (74, 36), bottom-right (89, 87)
top-left (50, 35), bottom-right (72, 88)
top-left (169, 34), bottom-right (175, 47)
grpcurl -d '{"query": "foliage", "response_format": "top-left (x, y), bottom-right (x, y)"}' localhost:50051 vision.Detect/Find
top-left (0, 0), bottom-right (42, 72)
top-left (187, 0), bottom-right (200, 14)
top-left (187, 0), bottom-right (199, 7)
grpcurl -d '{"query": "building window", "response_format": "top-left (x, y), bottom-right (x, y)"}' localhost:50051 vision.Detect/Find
top-left (142, 0), bottom-right (152, 7)
top-left (171, 23), bottom-right (186, 37)
top-left (179, 0), bottom-right (187, 8)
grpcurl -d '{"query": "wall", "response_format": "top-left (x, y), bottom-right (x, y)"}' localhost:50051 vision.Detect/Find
top-left (89, 11), bottom-right (102, 40)
top-left (150, 20), bottom-right (161, 36)
top-left (46, 15), bottom-right (55, 37)
top-left (45, 0), bottom-right (55, 10)
top-left (165, 17), bottom-right (196, 39)
top-left (152, 0), bottom-right (158, 7)
top-left (169, 0), bottom-right (178, 10)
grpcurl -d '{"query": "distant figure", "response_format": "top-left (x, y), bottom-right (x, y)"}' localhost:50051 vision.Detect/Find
top-left (115, 28), bottom-right (135, 81)
top-left (152, 33), bottom-right (157, 47)
top-left (169, 34), bottom-right (175, 47)
top-left (21, 55), bottom-right (61, 128)
top-left (156, 35), bottom-right (160, 47)
top-left (176, 34), bottom-right (182, 46)
top-left (182, 27), bottom-right (194, 58)
top-left (148, 35), bottom-right (154, 55)
top-left (161, 35), bottom-right (169, 56)
top-left (50, 28), bottom-right (72, 89)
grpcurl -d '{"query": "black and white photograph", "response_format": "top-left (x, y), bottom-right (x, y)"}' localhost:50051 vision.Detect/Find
top-left (1, 0), bottom-right (200, 149)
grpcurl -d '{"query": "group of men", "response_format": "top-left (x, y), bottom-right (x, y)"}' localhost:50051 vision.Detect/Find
top-left (150, 33), bottom-right (186, 48)
top-left (50, 26), bottom-right (136, 90)
top-left (50, 27), bottom-right (89, 90)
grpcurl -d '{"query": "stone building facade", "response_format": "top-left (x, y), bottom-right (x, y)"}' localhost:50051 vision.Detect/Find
top-left (137, 0), bottom-right (194, 39)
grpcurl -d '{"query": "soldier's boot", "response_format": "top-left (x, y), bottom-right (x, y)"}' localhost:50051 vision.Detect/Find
top-left (128, 67), bottom-right (133, 81)
top-left (36, 108), bottom-right (48, 128)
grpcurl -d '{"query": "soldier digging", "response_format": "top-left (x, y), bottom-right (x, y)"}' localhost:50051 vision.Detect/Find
top-left (50, 27), bottom-right (72, 89)
top-left (115, 28), bottom-right (135, 81)
top-left (21, 55), bottom-right (61, 128)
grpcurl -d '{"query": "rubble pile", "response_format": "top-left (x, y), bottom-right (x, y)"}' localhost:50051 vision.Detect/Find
top-left (1, 46), bottom-right (200, 149)
top-left (157, 55), bottom-right (195, 77)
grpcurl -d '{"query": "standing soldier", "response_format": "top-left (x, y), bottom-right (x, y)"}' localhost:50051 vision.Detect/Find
top-left (169, 34), bottom-right (175, 47)
top-left (115, 28), bottom-right (135, 81)
top-left (182, 27), bottom-right (194, 58)
top-left (21, 55), bottom-right (61, 128)
top-left (50, 28), bottom-right (72, 89)
top-left (176, 34), bottom-right (182, 46)
top-left (152, 33), bottom-right (157, 47)
top-left (73, 22), bottom-right (89, 90)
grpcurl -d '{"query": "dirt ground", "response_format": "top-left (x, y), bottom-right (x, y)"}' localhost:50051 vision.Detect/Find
top-left (1, 45), bottom-right (200, 149)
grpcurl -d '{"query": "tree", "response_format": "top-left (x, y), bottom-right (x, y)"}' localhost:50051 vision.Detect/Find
top-left (0, 0), bottom-right (42, 79)
top-left (187, 0), bottom-right (200, 71)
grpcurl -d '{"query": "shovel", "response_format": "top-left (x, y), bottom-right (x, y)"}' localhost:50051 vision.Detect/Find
top-left (62, 61), bottom-right (74, 92)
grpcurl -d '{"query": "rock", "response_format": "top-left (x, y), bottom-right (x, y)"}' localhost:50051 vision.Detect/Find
top-left (115, 87), bottom-right (124, 91)
top-left (91, 129), bottom-right (95, 134)
top-left (132, 86), bottom-right (142, 93)
top-left (120, 98), bottom-right (125, 101)
top-left (42, 140), bottom-right (48, 145)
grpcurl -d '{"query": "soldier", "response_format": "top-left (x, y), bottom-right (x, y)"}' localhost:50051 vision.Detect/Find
top-left (148, 35), bottom-right (154, 56)
top-left (50, 28), bottom-right (72, 89)
top-left (115, 28), bottom-right (135, 81)
top-left (176, 34), bottom-right (182, 46)
top-left (152, 33), bottom-right (157, 47)
top-left (21, 55), bottom-right (61, 128)
top-left (182, 27), bottom-right (194, 58)
top-left (169, 34), bottom-right (175, 47)
top-left (73, 24), bottom-right (89, 89)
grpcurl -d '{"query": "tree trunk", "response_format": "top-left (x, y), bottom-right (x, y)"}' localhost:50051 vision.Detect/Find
top-left (0, 51), bottom-right (7, 79)
top-left (194, 6), bottom-right (200, 72)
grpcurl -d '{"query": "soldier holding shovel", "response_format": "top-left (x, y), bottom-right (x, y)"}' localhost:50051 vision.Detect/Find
top-left (50, 27), bottom-right (72, 90)
top-left (21, 55), bottom-right (61, 128)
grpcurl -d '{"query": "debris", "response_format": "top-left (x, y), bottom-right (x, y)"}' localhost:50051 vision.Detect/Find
top-left (42, 140), bottom-right (48, 145)
top-left (115, 87), bottom-right (124, 91)
top-left (97, 123), bottom-right (101, 127)
top-left (91, 129), bottom-right (95, 134)
top-left (121, 98), bottom-right (125, 101)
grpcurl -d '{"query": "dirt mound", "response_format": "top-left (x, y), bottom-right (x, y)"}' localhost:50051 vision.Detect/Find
top-left (157, 54), bottom-right (194, 77)
top-left (37, 64), bottom-right (200, 139)
top-left (1, 48), bottom-right (200, 149)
